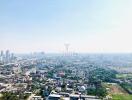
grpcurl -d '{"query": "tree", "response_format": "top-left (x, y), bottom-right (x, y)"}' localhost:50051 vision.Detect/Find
top-left (96, 87), bottom-right (107, 98)
top-left (89, 68), bottom-right (117, 83)
top-left (0, 92), bottom-right (19, 100)
top-left (87, 88), bottom-right (96, 95)
top-left (87, 86), bottom-right (107, 98)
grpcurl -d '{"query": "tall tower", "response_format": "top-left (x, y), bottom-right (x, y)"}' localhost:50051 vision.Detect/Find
top-left (64, 43), bottom-right (70, 53)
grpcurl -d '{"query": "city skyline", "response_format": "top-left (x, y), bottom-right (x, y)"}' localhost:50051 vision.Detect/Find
top-left (1, 0), bottom-right (132, 53)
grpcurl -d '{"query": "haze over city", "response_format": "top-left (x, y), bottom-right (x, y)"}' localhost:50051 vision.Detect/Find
top-left (1, 0), bottom-right (132, 53)
top-left (1, 1), bottom-right (132, 100)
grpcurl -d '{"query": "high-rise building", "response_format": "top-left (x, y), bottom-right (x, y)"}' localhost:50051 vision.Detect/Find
top-left (5, 50), bottom-right (10, 62)
top-left (11, 53), bottom-right (14, 59)
top-left (0, 50), bottom-right (4, 57)
top-left (0, 50), bottom-right (4, 62)
top-left (6, 50), bottom-right (9, 56)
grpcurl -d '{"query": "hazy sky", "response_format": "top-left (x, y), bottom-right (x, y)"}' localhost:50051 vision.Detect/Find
top-left (1, 0), bottom-right (132, 53)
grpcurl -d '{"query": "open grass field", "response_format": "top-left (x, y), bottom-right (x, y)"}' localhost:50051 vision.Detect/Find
top-left (116, 73), bottom-right (132, 79)
top-left (112, 94), bottom-right (132, 100)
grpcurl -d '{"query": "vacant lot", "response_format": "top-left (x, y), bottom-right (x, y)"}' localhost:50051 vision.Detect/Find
top-left (104, 83), bottom-right (127, 94)
top-left (103, 83), bottom-right (132, 100)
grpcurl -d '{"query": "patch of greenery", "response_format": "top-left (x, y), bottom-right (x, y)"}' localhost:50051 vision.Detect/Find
top-left (0, 92), bottom-right (19, 100)
top-left (116, 74), bottom-right (132, 79)
top-left (87, 86), bottom-right (107, 98)
top-left (89, 68), bottom-right (117, 83)
top-left (112, 94), bottom-right (132, 100)
top-left (120, 83), bottom-right (132, 94)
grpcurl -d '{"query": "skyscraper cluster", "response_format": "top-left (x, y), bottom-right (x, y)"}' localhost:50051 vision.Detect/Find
top-left (0, 50), bottom-right (15, 63)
